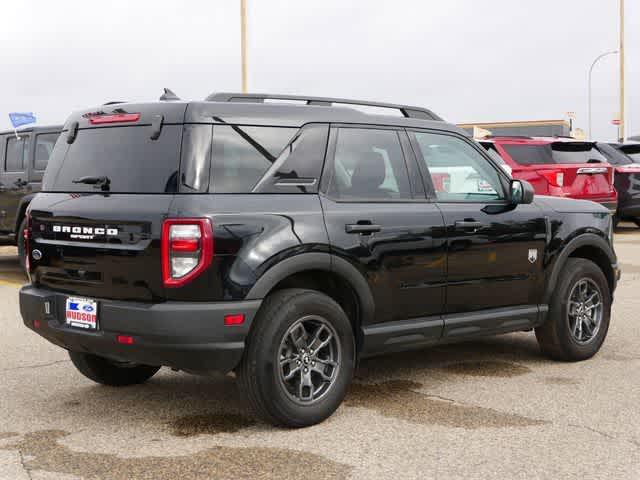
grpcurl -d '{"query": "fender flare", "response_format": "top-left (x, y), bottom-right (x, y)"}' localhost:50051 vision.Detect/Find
top-left (543, 233), bottom-right (616, 304)
top-left (245, 252), bottom-right (375, 323)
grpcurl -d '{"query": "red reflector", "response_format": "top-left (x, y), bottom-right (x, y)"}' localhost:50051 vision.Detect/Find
top-left (33, 319), bottom-right (41, 329)
top-left (89, 113), bottom-right (141, 125)
top-left (170, 238), bottom-right (200, 252)
top-left (224, 314), bottom-right (245, 326)
top-left (117, 335), bottom-right (135, 345)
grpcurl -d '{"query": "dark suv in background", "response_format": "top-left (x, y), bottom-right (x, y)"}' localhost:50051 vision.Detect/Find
top-left (594, 143), bottom-right (640, 227)
top-left (19, 94), bottom-right (618, 427)
top-left (0, 126), bottom-right (61, 267)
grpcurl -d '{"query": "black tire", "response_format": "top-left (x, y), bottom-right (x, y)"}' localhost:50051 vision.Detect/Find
top-left (237, 288), bottom-right (355, 428)
top-left (69, 351), bottom-right (160, 386)
top-left (535, 258), bottom-right (611, 361)
top-left (17, 217), bottom-right (27, 272)
top-left (633, 218), bottom-right (640, 229)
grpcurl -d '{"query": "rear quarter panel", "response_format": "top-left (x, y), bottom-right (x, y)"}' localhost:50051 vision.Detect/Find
top-left (167, 194), bottom-right (329, 302)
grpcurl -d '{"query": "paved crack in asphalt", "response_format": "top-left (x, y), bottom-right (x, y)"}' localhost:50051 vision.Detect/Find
top-left (18, 450), bottom-right (34, 480)
top-left (1, 360), bottom-right (70, 373)
top-left (567, 423), bottom-right (640, 451)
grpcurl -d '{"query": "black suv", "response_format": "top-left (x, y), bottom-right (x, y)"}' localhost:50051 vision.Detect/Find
top-left (19, 93), bottom-right (619, 427)
top-left (0, 126), bottom-right (61, 267)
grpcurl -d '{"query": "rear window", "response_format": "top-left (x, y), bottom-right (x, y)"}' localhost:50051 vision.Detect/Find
top-left (502, 142), bottom-right (607, 165)
top-left (43, 126), bottom-right (182, 193)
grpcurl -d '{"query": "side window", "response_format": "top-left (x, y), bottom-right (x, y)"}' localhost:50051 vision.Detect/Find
top-left (327, 128), bottom-right (412, 200)
top-left (34, 133), bottom-right (59, 171)
top-left (413, 132), bottom-right (504, 202)
top-left (5, 135), bottom-right (29, 172)
top-left (210, 125), bottom-right (297, 193)
top-left (253, 124), bottom-right (329, 193)
top-left (181, 124), bottom-right (212, 193)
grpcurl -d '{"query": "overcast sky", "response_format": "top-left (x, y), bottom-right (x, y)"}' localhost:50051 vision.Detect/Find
top-left (0, 0), bottom-right (637, 140)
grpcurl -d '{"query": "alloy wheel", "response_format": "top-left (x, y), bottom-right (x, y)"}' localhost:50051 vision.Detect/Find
top-left (277, 315), bottom-right (341, 405)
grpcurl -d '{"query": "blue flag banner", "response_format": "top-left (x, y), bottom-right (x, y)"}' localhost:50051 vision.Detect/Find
top-left (9, 112), bottom-right (36, 128)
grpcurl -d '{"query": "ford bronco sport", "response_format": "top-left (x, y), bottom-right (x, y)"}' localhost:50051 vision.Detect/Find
top-left (19, 93), bottom-right (619, 427)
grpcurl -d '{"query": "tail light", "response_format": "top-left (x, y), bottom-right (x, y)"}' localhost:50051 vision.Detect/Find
top-left (88, 113), bottom-right (140, 124)
top-left (161, 218), bottom-right (213, 288)
top-left (539, 170), bottom-right (564, 187)
top-left (24, 213), bottom-right (31, 272)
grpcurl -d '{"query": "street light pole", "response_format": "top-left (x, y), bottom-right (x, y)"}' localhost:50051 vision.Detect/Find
top-left (588, 50), bottom-right (618, 140)
top-left (240, 0), bottom-right (248, 93)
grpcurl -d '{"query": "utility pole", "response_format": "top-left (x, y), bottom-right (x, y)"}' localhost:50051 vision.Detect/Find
top-left (240, 0), bottom-right (248, 93)
top-left (619, 0), bottom-right (625, 142)
top-left (588, 50), bottom-right (618, 140)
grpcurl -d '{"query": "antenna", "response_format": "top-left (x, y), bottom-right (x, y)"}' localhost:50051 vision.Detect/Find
top-left (160, 88), bottom-right (181, 101)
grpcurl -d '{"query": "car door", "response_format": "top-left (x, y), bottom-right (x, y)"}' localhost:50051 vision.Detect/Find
top-left (0, 133), bottom-right (30, 233)
top-left (30, 131), bottom-right (59, 188)
top-left (320, 125), bottom-right (447, 350)
top-left (408, 130), bottom-right (547, 338)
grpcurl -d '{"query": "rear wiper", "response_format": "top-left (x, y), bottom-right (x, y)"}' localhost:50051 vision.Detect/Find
top-left (72, 176), bottom-right (111, 191)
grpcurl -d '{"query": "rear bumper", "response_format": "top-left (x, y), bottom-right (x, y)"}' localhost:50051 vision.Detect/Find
top-left (19, 285), bottom-right (261, 373)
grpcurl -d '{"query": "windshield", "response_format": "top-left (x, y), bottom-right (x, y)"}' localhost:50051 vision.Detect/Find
top-left (43, 126), bottom-right (182, 193)
top-left (502, 142), bottom-right (608, 165)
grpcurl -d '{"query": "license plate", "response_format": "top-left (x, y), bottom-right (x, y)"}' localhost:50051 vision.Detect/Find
top-left (65, 296), bottom-right (98, 331)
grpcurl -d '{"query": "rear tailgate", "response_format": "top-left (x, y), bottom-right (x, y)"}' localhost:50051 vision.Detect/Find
top-left (29, 194), bottom-right (171, 301)
top-left (29, 104), bottom-right (186, 301)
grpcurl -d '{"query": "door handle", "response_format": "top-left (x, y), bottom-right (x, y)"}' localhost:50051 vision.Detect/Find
top-left (345, 223), bottom-right (382, 234)
top-left (454, 220), bottom-right (484, 230)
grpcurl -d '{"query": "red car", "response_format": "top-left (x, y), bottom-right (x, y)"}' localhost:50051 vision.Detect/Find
top-left (480, 137), bottom-right (617, 213)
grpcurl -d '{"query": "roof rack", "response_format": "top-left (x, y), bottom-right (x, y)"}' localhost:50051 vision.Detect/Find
top-left (205, 92), bottom-right (443, 121)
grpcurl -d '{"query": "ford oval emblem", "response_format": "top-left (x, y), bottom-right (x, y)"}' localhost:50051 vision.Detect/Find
top-left (32, 249), bottom-right (42, 261)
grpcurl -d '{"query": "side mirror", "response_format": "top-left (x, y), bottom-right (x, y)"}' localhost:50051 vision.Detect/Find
top-left (510, 179), bottom-right (534, 205)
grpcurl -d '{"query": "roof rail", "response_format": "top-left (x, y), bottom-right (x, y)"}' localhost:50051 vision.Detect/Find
top-left (205, 92), bottom-right (443, 121)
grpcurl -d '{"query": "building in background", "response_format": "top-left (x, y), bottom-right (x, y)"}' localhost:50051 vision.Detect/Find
top-left (459, 119), bottom-right (571, 138)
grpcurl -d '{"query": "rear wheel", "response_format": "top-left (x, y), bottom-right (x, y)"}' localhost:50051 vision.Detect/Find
top-left (69, 351), bottom-right (160, 386)
top-left (535, 258), bottom-right (610, 361)
top-left (17, 217), bottom-right (27, 272)
top-left (237, 288), bottom-right (355, 428)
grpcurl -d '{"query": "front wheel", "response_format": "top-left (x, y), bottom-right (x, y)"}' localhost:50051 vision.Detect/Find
top-left (237, 289), bottom-right (355, 428)
top-left (69, 351), bottom-right (160, 386)
top-left (535, 258), bottom-right (611, 361)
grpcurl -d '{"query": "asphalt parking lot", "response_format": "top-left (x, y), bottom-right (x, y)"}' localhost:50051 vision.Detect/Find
top-left (1, 229), bottom-right (639, 480)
